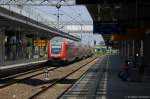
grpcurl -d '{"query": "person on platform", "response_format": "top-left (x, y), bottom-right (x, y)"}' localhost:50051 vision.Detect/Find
top-left (118, 60), bottom-right (130, 81)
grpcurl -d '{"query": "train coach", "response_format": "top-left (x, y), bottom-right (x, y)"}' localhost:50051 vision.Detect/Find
top-left (47, 37), bottom-right (92, 65)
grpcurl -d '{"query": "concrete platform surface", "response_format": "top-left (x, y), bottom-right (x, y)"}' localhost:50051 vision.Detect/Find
top-left (107, 55), bottom-right (150, 99)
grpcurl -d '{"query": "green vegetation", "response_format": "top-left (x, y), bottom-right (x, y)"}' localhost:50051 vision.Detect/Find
top-left (93, 46), bottom-right (107, 57)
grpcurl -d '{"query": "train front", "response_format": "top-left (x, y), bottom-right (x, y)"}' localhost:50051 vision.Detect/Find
top-left (48, 37), bottom-right (67, 65)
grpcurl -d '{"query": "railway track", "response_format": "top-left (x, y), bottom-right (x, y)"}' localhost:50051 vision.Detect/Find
top-left (28, 57), bottom-right (99, 99)
top-left (0, 58), bottom-right (81, 82)
top-left (0, 67), bottom-right (43, 80)
top-left (0, 58), bottom-right (86, 89)
top-left (59, 55), bottom-right (109, 99)
top-left (0, 57), bottom-right (99, 99)
top-left (0, 67), bottom-right (59, 88)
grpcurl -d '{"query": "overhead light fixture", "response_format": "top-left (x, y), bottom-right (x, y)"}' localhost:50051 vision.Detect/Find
top-left (115, 4), bottom-right (121, 9)
top-left (7, 0), bottom-right (16, 4)
top-left (112, 18), bottom-right (118, 21)
top-left (145, 30), bottom-right (150, 34)
top-left (44, 0), bottom-right (49, 3)
top-left (56, 3), bottom-right (61, 9)
top-left (104, 0), bottom-right (107, 4)
top-left (55, 0), bottom-right (65, 6)
top-left (26, 0), bottom-right (32, 4)
top-left (40, 0), bottom-right (49, 4)
top-left (60, 0), bottom-right (65, 4)
top-left (11, 0), bottom-right (16, 2)
top-left (27, 0), bottom-right (32, 2)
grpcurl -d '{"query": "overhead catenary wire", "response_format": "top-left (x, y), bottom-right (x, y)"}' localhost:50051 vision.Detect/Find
top-left (60, 8), bottom-right (84, 25)
top-left (30, 6), bottom-right (83, 27)
top-left (68, 6), bottom-right (85, 21)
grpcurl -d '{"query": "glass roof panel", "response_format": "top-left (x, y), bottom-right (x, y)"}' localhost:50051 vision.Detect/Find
top-left (0, 0), bottom-right (76, 6)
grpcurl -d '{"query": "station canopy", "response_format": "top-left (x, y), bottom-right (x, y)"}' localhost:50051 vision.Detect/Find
top-left (0, 0), bottom-right (76, 6)
top-left (0, 0), bottom-right (93, 33)
top-left (81, 0), bottom-right (150, 42)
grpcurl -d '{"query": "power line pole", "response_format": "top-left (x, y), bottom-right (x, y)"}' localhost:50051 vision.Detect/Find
top-left (56, 3), bottom-right (61, 30)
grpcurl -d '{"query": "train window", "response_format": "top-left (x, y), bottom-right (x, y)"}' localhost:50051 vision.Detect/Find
top-left (51, 45), bottom-right (62, 54)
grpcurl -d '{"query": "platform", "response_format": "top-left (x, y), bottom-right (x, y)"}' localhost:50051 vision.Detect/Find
top-left (0, 58), bottom-right (47, 70)
top-left (60, 55), bottom-right (150, 99)
top-left (107, 55), bottom-right (150, 99)
top-left (0, 58), bottom-right (48, 78)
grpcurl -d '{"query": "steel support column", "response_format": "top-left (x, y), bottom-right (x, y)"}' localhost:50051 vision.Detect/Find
top-left (143, 34), bottom-right (150, 66)
top-left (0, 28), bottom-right (5, 64)
top-left (128, 40), bottom-right (133, 58)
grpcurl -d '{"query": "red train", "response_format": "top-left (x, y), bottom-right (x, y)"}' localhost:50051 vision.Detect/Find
top-left (47, 37), bottom-right (92, 64)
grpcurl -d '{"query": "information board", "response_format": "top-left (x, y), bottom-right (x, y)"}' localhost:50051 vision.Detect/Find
top-left (93, 21), bottom-right (126, 34)
top-left (33, 40), bottom-right (48, 47)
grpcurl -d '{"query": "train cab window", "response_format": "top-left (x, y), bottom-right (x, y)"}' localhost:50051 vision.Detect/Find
top-left (51, 44), bottom-right (62, 54)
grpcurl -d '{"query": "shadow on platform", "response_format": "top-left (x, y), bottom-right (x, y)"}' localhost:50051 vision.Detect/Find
top-left (107, 55), bottom-right (150, 99)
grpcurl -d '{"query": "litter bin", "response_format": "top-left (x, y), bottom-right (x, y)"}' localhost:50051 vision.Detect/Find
top-left (130, 67), bottom-right (141, 82)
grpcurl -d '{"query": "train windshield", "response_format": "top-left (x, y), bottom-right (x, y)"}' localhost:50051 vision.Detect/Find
top-left (51, 44), bottom-right (62, 54)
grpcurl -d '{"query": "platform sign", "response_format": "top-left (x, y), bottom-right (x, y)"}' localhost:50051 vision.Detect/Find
top-left (33, 40), bottom-right (48, 47)
top-left (76, 0), bottom-right (138, 4)
top-left (93, 21), bottom-right (126, 34)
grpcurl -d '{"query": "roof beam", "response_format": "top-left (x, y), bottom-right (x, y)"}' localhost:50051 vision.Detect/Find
top-left (0, 6), bottom-right (80, 41)
top-left (0, 0), bottom-right (76, 6)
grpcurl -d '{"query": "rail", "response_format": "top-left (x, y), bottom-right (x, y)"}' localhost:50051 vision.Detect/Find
top-left (28, 57), bottom-right (98, 99)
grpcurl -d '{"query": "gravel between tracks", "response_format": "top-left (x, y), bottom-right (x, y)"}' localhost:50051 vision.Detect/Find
top-left (0, 67), bottom-right (57, 88)
top-left (0, 57), bottom-right (96, 99)
top-left (34, 58), bottom-right (100, 99)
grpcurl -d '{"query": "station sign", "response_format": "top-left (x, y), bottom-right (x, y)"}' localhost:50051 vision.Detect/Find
top-left (33, 40), bottom-right (48, 47)
top-left (93, 21), bottom-right (126, 34)
top-left (76, 0), bottom-right (144, 4)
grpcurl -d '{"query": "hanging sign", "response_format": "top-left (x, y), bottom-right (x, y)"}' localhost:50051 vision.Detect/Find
top-left (33, 40), bottom-right (48, 47)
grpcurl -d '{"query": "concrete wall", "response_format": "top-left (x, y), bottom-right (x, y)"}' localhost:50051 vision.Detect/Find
top-left (0, 29), bottom-right (5, 64)
top-left (144, 34), bottom-right (150, 66)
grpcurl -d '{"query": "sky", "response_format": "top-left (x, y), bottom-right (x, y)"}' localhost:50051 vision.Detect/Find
top-left (71, 33), bottom-right (104, 46)
top-left (34, 5), bottom-right (104, 46)
top-left (34, 6), bottom-right (92, 22)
